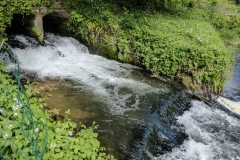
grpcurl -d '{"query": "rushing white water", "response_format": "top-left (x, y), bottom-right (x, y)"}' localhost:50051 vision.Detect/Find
top-left (13, 33), bottom-right (168, 115)
top-left (158, 100), bottom-right (240, 160)
top-left (217, 96), bottom-right (240, 115)
top-left (11, 33), bottom-right (240, 159)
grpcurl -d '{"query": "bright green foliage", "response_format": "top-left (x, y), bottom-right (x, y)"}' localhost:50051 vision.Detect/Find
top-left (42, 113), bottom-right (115, 160)
top-left (30, 27), bottom-right (44, 37)
top-left (137, 15), bottom-right (231, 86)
top-left (0, 0), bottom-right (53, 36)
top-left (66, 0), bottom-right (234, 92)
top-left (0, 40), bottom-right (115, 159)
top-left (0, 74), bottom-right (48, 159)
top-left (0, 40), bottom-right (48, 159)
top-left (210, 13), bottom-right (240, 44)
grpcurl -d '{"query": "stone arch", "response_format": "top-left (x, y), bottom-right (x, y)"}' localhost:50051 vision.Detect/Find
top-left (43, 11), bottom-right (69, 34)
top-left (7, 2), bottom-right (69, 44)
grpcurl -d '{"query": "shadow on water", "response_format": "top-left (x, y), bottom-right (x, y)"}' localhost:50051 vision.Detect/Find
top-left (125, 91), bottom-right (192, 160)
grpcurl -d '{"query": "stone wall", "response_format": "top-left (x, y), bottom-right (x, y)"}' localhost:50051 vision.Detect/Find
top-left (28, 2), bottom-right (69, 43)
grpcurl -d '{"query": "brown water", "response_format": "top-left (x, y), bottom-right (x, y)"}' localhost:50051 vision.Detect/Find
top-left (35, 72), bottom-right (180, 159)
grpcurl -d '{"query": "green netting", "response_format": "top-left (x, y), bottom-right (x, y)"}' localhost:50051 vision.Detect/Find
top-left (0, 39), bottom-right (48, 160)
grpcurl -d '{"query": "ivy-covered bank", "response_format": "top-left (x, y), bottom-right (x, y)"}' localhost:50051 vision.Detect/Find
top-left (66, 0), bottom-right (239, 93)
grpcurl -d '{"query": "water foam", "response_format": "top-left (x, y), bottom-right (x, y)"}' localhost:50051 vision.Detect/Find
top-left (217, 96), bottom-right (240, 115)
top-left (13, 33), bottom-right (167, 115)
top-left (158, 100), bottom-right (240, 160)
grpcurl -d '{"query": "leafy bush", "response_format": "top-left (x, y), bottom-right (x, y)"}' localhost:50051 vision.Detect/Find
top-left (66, 0), bottom-right (233, 92)
top-left (0, 62), bottom-right (115, 159)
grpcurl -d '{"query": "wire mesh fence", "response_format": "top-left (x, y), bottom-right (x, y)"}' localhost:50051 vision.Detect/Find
top-left (0, 39), bottom-right (48, 160)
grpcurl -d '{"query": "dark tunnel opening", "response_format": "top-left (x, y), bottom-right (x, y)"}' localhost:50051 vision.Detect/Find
top-left (6, 12), bottom-right (69, 39)
top-left (43, 12), bottom-right (69, 35)
top-left (6, 14), bottom-right (35, 35)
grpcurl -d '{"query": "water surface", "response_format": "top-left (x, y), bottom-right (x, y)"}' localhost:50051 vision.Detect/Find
top-left (9, 33), bottom-right (240, 159)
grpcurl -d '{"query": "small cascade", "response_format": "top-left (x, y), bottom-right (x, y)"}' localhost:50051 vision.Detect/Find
top-left (126, 91), bottom-right (191, 159)
top-left (217, 96), bottom-right (240, 115)
top-left (8, 33), bottom-right (240, 160)
top-left (158, 100), bottom-right (240, 160)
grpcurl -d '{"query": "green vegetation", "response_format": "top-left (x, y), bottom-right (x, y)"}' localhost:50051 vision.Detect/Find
top-left (0, 60), bottom-right (115, 159)
top-left (0, 0), bottom-right (238, 93)
top-left (66, 0), bottom-right (238, 92)
top-left (30, 27), bottom-right (44, 37)
top-left (0, 0), bottom-right (239, 159)
top-left (198, 7), bottom-right (240, 50)
top-left (0, 1), bottom-right (116, 159)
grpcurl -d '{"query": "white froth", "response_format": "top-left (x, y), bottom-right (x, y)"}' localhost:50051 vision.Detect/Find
top-left (13, 33), bottom-right (166, 115)
top-left (217, 96), bottom-right (240, 115)
top-left (15, 35), bottom-right (38, 45)
top-left (158, 100), bottom-right (240, 160)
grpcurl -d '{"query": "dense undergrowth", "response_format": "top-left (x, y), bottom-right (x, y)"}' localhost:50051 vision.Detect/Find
top-left (0, 61), bottom-right (115, 159)
top-left (66, 0), bottom-right (239, 93)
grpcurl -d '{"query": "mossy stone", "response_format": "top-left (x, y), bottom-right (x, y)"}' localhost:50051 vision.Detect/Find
top-left (100, 44), bottom-right (117, 59)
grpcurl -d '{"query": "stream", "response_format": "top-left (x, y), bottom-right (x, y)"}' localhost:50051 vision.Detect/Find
top-left (8, 33), bottom-right (240, 160)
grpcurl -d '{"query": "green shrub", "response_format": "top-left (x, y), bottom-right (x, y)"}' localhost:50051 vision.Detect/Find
top-left (0, 62), bottom-right (115, 159)
top-left (66, 1), bottom-right (233, 92)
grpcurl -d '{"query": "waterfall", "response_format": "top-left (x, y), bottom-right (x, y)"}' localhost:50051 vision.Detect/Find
top-left (10, 33), bottom-right (240, 160)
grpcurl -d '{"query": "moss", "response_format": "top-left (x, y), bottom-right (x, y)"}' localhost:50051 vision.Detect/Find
top-left (179, 74), bottom-right (203, 93)
top-left (117, 53), bottom-right (136, 64)
top-left (124, 54), bottom-right (135, 64)
top-left (28, 26), bottom-right (44, 43)
top-left (100, 44), bottom-right (117, 58)
top-left (30, 26), bottom-right (43, 37)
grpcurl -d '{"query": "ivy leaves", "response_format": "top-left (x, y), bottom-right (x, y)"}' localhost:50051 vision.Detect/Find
top-left (0, 62), bottom-right (115, 159)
